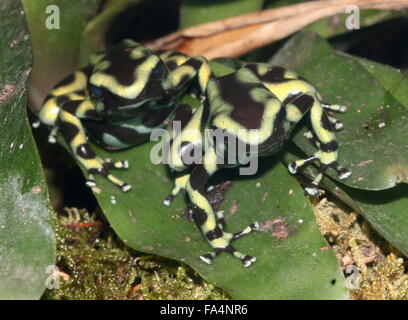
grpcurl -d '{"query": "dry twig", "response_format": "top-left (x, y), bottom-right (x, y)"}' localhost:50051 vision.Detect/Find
top-left (147, 0), bottom-right (408, 58)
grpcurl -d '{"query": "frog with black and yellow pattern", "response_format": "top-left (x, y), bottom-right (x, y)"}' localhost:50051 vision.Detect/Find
top-left (164, 60), bottom-right (351, 267)
top-left (36, 40), bottom-right (351, 267)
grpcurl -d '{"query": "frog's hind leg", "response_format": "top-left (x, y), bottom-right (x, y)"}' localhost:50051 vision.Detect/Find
top-left (287, 93), bottom-right (351, 195)
top-left (186, 163), bottom-right (259, 267)
top-left (57, 100), bottom-right (131, 192)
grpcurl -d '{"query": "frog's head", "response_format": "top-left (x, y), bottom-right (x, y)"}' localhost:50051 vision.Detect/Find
top-left (88, 47), bottom-right (174, 113)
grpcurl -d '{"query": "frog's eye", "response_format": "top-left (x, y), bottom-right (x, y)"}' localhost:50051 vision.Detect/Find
top-left (153, 63), bottom-right (164, 78)
top-left (90, 84), bottom-right (103, 99)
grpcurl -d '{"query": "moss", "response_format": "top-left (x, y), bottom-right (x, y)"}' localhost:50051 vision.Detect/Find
top-left (354, 253), bottom-right (408, 300)
top-left (313, 197), bottom-right (408, 300)
top-left (43, 208), bottom-right (229, 300)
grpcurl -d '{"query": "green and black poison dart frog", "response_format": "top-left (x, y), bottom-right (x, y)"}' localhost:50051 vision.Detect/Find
top-left (36, 40), bottom-right (351, 267)
top-left (163, 59), bottom-right (351, 267)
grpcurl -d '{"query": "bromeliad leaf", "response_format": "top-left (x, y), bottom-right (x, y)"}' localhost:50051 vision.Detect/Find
top-left (85, 142), bottom-right (348, 299)
top-left (0, 0), bottom-right (55, 300)
top-left (346, 54), bottom-right (408, 110)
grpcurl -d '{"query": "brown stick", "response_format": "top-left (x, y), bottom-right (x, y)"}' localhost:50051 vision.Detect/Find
top-left (147, 0), bottom-right (408, 58)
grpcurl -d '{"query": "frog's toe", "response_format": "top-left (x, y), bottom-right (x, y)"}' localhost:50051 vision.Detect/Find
top-left (322, 103), bottom-right (347, 113)
top-left (304, 183), bottom-right (319, 196)
top-left (86, 174), bottom-right (97, 188)
top-left (86, 172), bottom-right (132, 192)
top-left (328, 161), bottom-right (352, 180)
top-left (199, 252), bottom-right (216, 265)
top-left (288, 162), bottom-right (298, 174)
top-left (104, 158), bottom-right (129, 169)
top-left (241, 255), bottom-right (257, 268)
top-left (200, 247), bottom-right (257, 268)
top-left (106, 173), bottom-right (131, 192)
top-left (332, 119), bottom-right (344, 131)
top-left (163, 186), bottom-right (184, 206)
top-left (163, 193), bottom-right (175, 206)
top-left (32, 119), bottom-right (41, 128)
top-left (86, 162), bottom-right (132, 192)
top-left (48, 134), bottom-right (57, 144)
top-left (47, 127), bottom-right (59, 144)
top-left (288, 156), bottom-right (317, 175)
top-left (121, 183), bottom-right (132, 192)
top-left (163, 174), bottom-right (190, 206)
top-left (200, 223), bottom-right (259, 267)
top-left (337, 167), bottom-right (352, 180)
top-left (232, 221), bottom-right (260, 240)
top-left (229, 245), bottom-right (258, 268)
top-left (216, 210), bottom-right (226, 229)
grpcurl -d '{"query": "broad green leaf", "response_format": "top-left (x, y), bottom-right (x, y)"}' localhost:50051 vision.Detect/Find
top-left (78, 141), bottom-right (347, 299)
top-left (344, 54), bottom-right (408, 109)
top-left (0, 0), bottom-right (55, 300)
top-left (180, 0), bottom-right (264, 29)
top-left (270, 32), bottom-right (408, 191)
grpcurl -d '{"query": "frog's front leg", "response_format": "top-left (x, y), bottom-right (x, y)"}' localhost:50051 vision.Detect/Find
top-left (163, 172), bottom-right (190, 206)
top-left (186, 160), bottom-right (259, 267)
top-left (58, 100), bottom-right (131, 192)
top-left (162, 103), bottom-right (194, 205)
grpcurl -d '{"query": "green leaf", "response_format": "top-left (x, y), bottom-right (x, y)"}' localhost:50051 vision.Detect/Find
top-left (0, 0), bottom-right (55, 300)
top-left (180, 0), bottom-right (264, 28)
top-left (344, 54), bottom-right (408, 109)
top-left (270, 32), bottom-right (408, 191)
top-left (80, 140), bottom-right (347, 299)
